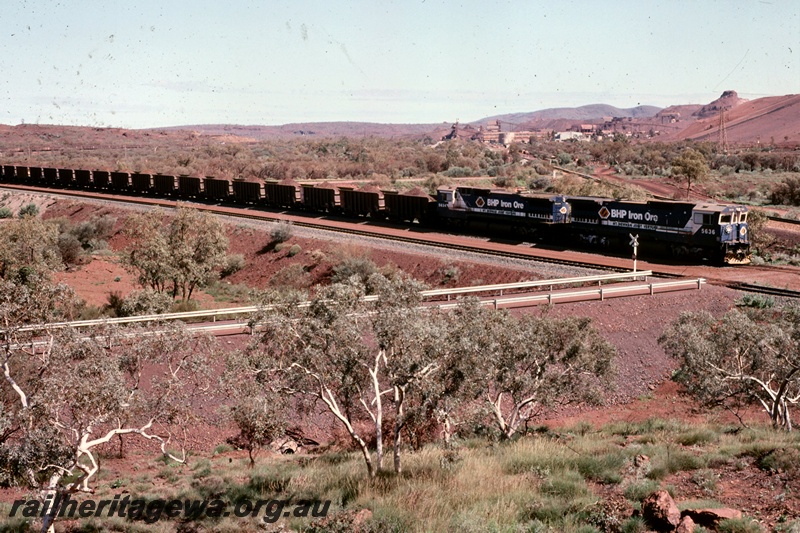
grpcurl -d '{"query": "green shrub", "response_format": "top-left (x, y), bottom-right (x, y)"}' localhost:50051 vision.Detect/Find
top-left (540, 470), bottom-right (591, 499)
top-left (288, 244), bottom-right (302, 257)
top-left (170, 299), bottom-right (199, 313)
top-left (0, 207), bottom-right (12, 219)
top-left (623, 479), bottom-right (660, 502)
top-left (18, 203), bottom-right (39, 218)
top-left (575, 452), bottom-right (626, 484)
top-left (331, 256), bottom-right (377, 285)
top-left (248, 468), bottom-right (295, 495)
top-left (621, 516), bottom-right (649, 533)
top-left (443, 166), bottom-right (473, 177)
top-left (771, 176), bottom-right (800, 205)
top-left (775, 520), bottom-right (800, 532)
top-left (736, 294), bottom-right (774, 309)
top-left (220, 253), bottom-right (246, 277)
top-left (106, 291), bottom-right (125, 316)
top-left (756, 447), bottom-right (800, 474)
top-left (647, 450), bottom-right (706, 480)
top-left (717, 517), bottom-right (764, 533)
top-left (270, 263), bottom-right (312, 289)
top-left (691, 468), bottom-right (718, 494)
top-left (213, 444), bottom-right (233, 455)
top-left (676, 428), bottom-right (719, 446)
top-left (119, 288), bottom-right (173, 317)
top-left (271, 220), bottom-right (293, 243)
top-left (57, 233), bottom-right (83, 265)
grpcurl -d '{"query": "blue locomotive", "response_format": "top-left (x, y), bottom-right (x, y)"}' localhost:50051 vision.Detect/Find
top-left (437, 186), bottom-right (750, 264)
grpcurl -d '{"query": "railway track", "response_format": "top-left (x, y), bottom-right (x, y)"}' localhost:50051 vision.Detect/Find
top-left (768, 215), bottom-right (800, 226)
top-left (0, 183), bottom-right (641, 273)
top-left (729, 283), bottom-right (800, 299)
top-left (3, 183), bottom-right (799, 298)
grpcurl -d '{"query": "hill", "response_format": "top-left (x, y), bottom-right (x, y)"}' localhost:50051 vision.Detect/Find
top-left (156, 122), bottom-right (448, 140)
top-left (665, 93), bottom-right (800, 146)
top-left (475, 104), bottom-right (661, 128)
top-left (1, 92), bottom-right (797, 147)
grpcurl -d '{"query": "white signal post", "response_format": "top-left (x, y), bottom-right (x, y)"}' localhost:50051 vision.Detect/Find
top-left (630, 234), bottom-right (639, 272)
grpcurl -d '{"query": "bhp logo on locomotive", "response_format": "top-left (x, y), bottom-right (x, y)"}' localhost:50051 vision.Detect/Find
top-left (487, 198), bottom-right (524, 209)
top-left (600, 207), bottom-right (659, 223)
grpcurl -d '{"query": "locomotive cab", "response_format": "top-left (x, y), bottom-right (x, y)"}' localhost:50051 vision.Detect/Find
top-left (718, 205), bottom-right (750, 264)
top-left (437, 188), bottom-right (468, 211)
top-left (718, 206), bottom-right (749, 245)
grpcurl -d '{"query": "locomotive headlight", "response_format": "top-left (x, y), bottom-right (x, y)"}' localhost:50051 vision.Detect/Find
top-left (740, 226), bottom-right (747, 236)
top-left (725, 225), bottom-right (732, 234)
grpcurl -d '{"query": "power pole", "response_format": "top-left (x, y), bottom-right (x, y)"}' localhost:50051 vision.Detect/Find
top-left (718, 109), bottom-right (729, 155)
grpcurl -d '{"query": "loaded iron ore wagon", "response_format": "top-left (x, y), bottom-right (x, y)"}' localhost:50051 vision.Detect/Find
top-left (75, 169), bottom-right (92, 188)
top-left (93, 170), bottom-right (110, 188)
top-left (56, 168), bottom-right (74, 187)
top-left (110, 171), bottom-right (130, 191)
top-left (232, 179), bottom-right (263, 204)
top-left (153, 174), bottom-right (177, 195)
top-left (264, 179), bottom-right (303, 208)
top-left (26, 166), bottom-right (42, 184)
top-left (204, 177), bottom-right (232, 201)
top-left (22, 166), bottom-right (39, 184)
top-left (131, 173), bottom-right (153, 193)
top-left (301, 182), bottom-right (340, 213)
top-left (177, 175), bottom-right (203, 198)
top-left (2, 166), bottom-right (15, 182)
top-left (383, 187), bottom-right (437, 224)
top-left (42, 167), bottom-right (58, 185)
top-left (339, 185), bottom-right (384, 218)
top-left (16, 166), bottom-right (30, 183)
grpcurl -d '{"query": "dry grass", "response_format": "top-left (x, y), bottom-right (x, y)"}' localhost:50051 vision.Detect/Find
top-left (3, 419), bottom-right (799, 532)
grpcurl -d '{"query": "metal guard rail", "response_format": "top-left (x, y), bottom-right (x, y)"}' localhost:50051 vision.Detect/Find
top-left (10, 270), bottom-right (651, 333)
top-left (8, 277), bottom-right (702, 348)
top-left (436, 278), bottom-right (706, 310)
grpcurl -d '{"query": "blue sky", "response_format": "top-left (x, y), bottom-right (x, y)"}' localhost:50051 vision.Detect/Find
top-left (2, 0), bottom-right (797, 128)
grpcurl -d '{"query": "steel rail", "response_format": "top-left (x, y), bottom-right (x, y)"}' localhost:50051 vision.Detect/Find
top-left (4, 184), bottom-right (794, 299)
top-left (0, 183), bottom-right (652, 274)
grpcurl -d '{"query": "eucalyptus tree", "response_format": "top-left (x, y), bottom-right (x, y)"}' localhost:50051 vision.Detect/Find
top-left (366, 274), bottom-right (446, 473)
top-left (475, 311), bottom-right (615, 440)
top-left (125, 207), bottom-right (230, 300)
top-left (0, 216), bottom-right (62, 280)
top-left (241, 281), bottom-right (381, 476)
top-left (237, 275), bottom-right (450, 477)
top-left (660, 307), bottom-right (800, 431)
top-left (236, 276), bottom-right (618, 476)
top-left (672, 147), bottom-right (709, 199)
top-left (1, 293), bottom-right (215, 532)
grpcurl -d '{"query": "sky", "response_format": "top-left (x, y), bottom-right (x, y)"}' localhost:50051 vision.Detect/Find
top-left (1, 0), bottom-right (798, 129)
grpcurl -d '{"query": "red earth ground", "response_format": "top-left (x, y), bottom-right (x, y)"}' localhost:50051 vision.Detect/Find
top-left (4, 193), bottom-right (799, 530)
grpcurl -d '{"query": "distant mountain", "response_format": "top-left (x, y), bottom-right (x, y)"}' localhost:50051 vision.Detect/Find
top-left (165, 106), bottom-right (664, 140)
top-left (159, 122), bottom-right (447, 140)
top-left (691, 90), bottom-right (747, 119)
top-left (475, 104), bottom-right (662, 128)
top-left (4, 92), bottom-right (796, 147)
top-left (665, 93), bottom-right (800, 146)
